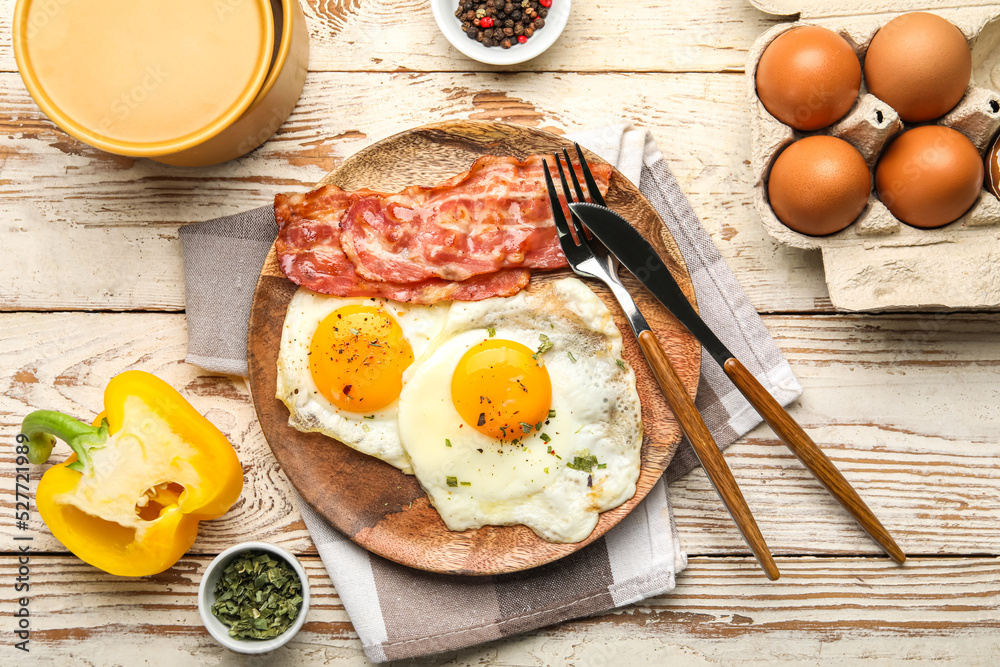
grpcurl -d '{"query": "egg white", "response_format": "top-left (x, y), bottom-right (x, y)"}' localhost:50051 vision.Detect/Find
top-left (396, 278), bottom-right (643, 543)
top-left (276, 288), bottom-right (449, 473)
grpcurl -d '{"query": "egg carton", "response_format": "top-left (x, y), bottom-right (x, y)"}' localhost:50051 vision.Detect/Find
top-left (748, 1), bottom-right (1000, 311)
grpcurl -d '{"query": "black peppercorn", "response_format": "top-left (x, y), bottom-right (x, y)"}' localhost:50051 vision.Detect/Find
top-left (457, 0), bottom-right (548, 47)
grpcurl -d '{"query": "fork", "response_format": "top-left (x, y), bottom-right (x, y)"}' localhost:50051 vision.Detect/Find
top-left (544, 146), bottom-right (780, 581)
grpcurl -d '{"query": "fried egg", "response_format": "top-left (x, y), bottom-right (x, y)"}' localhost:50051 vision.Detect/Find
top-left (396, 278), bottom-right (643, 543)
top-left (276, 288), bottom-right (449, 472)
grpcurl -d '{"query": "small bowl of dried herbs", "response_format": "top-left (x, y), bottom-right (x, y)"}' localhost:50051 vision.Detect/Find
top-left (431, 0), bottom-right (571, 66)
top-left (198, 542), bottom-right (310, 654)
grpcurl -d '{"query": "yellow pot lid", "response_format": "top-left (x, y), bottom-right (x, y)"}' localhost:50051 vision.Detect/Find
top-left (14, 0), bottom-right (274, 157)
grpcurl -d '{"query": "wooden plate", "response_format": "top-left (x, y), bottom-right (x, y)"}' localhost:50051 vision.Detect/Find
top-left (247, 120), bottom-right (701, 575)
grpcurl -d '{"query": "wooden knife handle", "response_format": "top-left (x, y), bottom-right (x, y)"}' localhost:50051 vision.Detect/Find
top-left (723, 357), bottom-right (906, 564)
top-left (638, 330), bottom-right (779, 580)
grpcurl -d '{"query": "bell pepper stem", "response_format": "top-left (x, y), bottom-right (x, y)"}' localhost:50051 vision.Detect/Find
top-left (19, 410), bottom-right (109, 473)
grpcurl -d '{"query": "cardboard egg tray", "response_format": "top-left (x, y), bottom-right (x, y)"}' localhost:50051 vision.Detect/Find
top-left (748, 1), bottom-right (1000, 311)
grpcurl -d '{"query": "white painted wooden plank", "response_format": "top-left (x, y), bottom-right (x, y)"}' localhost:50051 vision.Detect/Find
top-left (2, 312), bottom-right (998, 556)
top-left (0, 556), bottom-right (995, 665)
top-left (0, 70), bottom-right (830, 313)
top-left (0, 0), bottom-right (779, 75)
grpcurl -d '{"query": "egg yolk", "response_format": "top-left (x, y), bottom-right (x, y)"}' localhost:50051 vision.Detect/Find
top-left (451, 339), bottom-right (552, 441)
top-left (309, 305), bottom-right (413, 413)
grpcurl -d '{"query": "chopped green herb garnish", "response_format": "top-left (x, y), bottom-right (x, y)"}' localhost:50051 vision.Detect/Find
top-left (616, 359), bottom-right (626, 371)
top-left (535, 420), bottom-right (544, 431)
top-left (487, 327), bottom-right (496, 337)
top-left (460, 481), bottom-right (472, 487)
top-left (567, 351), bottom-right (577, 363)
top-left (548, 409), bottom-right (556, 419)
top-left (546, 444), bottom-right (553, 453)
top-left (532, 334), bottom-right (554, 360)
top-left (349, 327), bottom-right (361, 336)
top-left (363, 415), bottom-right (375, 420)
top-left (446, 476), bottom-right (458, 487)
top-left (597, 463), bottom-right (607, 469)
top-left (520, 422), bottom-right (533, 433)
top-left (566, 448), bottom-right (601, 473)
top-left (544, 467), bottom-right (549, 474)
top-left (210, 551), bottom-right (303, 641)
top-left (540, 433), bottom-right (551, 443)
top-left (445, 439), bottom-right (452, 447)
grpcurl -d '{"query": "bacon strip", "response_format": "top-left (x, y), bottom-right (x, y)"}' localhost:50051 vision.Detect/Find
top-left (273, 154), bottom-right (612, 303)
top-left (274, 185), bottom-right (529, 304)
top-left (339, 155), bottom-right (612, 284)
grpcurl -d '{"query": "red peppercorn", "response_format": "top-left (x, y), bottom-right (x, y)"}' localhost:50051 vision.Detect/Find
top-left (539, 0), bottom-right (552, 6)
top-left (517, 35), bottom-right (527, 43)
top-left (481, 16), bottom-right (494, 28)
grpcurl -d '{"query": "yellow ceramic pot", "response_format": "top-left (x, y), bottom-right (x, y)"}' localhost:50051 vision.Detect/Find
top-left (14, 0), bottom-right (309, 166)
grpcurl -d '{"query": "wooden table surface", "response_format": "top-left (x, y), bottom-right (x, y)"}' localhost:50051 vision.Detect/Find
top-left (2, 1), bottom-right (998, 664)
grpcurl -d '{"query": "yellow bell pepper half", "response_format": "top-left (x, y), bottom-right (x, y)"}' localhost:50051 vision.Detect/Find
top-left (20, 371), bottom-right (243, 577)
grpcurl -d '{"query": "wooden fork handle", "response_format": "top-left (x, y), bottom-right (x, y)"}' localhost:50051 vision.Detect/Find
top-left (723, 358), bottom-right (906, 564)
top-left (638, 331), bottom-right (779, 581)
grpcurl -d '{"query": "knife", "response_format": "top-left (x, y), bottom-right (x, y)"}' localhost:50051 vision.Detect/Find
top-left (569, 201), bottom-right (905, 564)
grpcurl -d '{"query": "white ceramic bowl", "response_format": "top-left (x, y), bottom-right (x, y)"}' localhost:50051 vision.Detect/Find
top-left (431, 0), bottom-right (571, 65)
top-left (198, 542), bottom-right (310, 654)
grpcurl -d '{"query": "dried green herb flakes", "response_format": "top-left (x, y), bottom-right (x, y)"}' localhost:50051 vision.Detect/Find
top-left (211, 551), bottom-right (303, 640)
top-left (566, 448), bottom-right (602, 473)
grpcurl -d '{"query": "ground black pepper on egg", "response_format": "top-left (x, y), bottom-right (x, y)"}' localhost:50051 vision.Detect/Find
top-left (454, 0), bottom-right (550, 49)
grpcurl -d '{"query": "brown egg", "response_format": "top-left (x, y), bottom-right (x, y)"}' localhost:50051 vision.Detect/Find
top-left (876, 126), bottom-right (983, 228)
top-left (864, 12), bottom-right (971, 122)
top-left (768, 136), bottom-right (871, 236)
top-left (756, 26), bottom-right (861, 131)
top-left (986, 133), bottom-right (1000, 199)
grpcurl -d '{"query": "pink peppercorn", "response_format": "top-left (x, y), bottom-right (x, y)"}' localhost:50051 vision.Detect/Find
top-left (539, 0), bottom-right (551, 6)
top-left (517, 35), bottom-right (527, 43)
top-left (480, 16), bottom-right (494, 28)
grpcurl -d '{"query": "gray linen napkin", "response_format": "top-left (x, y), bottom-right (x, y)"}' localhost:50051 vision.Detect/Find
top-left (180, 123), bottom-right (802, 662)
